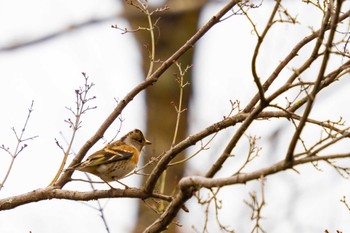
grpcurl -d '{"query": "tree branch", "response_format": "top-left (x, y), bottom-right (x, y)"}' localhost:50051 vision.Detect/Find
top-left (0, 186), bottom-right (172, 211)
top-left (0, 16), bottom-right (117, 52)
top-left (180, 153), bottom-right (350, 190)
top-left (56, 0), bottom-right (242, 189)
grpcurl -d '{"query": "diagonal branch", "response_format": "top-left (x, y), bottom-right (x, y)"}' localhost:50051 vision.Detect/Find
top-left (250, 0), bottom-right (281, 105)
top-left (143, 185), bottom-right (194, 233)
top-left (205, 103), bottom-right (267, 178)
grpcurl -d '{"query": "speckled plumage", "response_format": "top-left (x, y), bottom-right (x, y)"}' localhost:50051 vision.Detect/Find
top-left (68, 129), bottom-right (151, 182)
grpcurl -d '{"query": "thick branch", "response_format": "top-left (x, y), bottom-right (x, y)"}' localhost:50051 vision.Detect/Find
top-left (179, 153), bottom-right (350, 189)
top-left (0, 187), bottom-right (171, 211)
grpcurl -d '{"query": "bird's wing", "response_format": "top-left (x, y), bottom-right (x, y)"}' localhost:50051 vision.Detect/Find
top-left (80, 143), bottom-right (136, 167)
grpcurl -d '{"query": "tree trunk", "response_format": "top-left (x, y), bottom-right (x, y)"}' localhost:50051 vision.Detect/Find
top-left (123, 1), bottom-right (208, 232)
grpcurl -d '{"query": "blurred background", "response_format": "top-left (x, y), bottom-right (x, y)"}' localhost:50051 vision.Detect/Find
top-left (0, 0), bottom-right (349, 232)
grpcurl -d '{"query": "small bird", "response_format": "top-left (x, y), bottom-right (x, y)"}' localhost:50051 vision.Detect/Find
top-left (67, 129), bottom-right (151, 188)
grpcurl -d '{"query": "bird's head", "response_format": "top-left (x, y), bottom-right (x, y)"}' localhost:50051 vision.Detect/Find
top-left (121, 129), bottom-right (151, 151)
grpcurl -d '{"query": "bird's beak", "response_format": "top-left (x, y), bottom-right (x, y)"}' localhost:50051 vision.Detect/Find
top-left (145, 139), bottom-right (152, 145)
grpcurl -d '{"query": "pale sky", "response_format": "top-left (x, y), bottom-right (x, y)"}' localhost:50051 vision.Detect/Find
top-left (0, 1), bottom-right (349, 232)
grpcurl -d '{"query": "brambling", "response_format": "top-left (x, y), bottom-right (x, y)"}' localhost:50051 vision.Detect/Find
top-left (67, 129), bottom-right (151, 187)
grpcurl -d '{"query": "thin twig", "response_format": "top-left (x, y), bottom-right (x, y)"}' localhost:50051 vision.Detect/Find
top-left (0, 100), bottom-right (37, 191)
top-left (49, 73), bottom-right (96, 186)
top-left (250, 0), bottom-right (281, 105)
